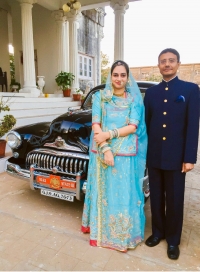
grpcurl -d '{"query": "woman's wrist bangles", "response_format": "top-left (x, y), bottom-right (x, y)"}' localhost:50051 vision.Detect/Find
top-left (109, 129), bottom-right (120, 139)
top-left (100, 142), bottom-right (111, 153)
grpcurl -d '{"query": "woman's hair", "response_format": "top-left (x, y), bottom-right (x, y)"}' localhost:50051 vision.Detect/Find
top-left (110, 60), bottom-right (129, 77)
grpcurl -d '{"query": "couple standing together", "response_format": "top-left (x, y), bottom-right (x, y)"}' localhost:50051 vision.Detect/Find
top-left (81, 48), bottom-right (199, 260)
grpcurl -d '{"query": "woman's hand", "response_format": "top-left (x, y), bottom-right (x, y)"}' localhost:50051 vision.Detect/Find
top-left (94, 131), bottom-right (110, 145)
top-left (104, 150), bottom-right (114, 166)
top-left (93, 124), bottom-right (102, 134)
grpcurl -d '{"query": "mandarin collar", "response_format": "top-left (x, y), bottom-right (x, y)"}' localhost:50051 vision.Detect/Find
top-left (162, 76), bottom-right (178, 87)
top-left (162, 76), bottom-right (178, 86)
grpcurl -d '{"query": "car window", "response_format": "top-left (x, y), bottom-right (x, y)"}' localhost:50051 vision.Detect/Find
top-left (139, 87), bottom-right (146, 99)
top-left (82, 84), bottom-right (151, 109)
top-left (82, 88), bottom-right (104, 109)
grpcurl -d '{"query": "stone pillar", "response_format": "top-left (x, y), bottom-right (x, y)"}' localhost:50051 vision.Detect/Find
top-left (52, 10), bottom-right (67, 73)
top-left (98, 26), bottom-right (104, 85)
top-left (110, 0), bottom-right (129, 61)
top-left (18, 0), bottom-right (40, 97)
top-left (66, 10), bottom-right (82, 92)
top-left (64, 20), bottom-right (70, 72)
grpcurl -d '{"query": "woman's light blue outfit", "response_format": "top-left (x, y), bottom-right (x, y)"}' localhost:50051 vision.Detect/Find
top-left (82, 74), bottom-right (147, 252)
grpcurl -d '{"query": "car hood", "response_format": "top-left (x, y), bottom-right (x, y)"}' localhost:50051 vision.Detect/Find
top-left (15, 109), bottom-right (92, 153)
top-left (14, 122), bottom-right (51, 137)
top-left (43, 109), bottom-right (92, 153)
top-left (13, 109), bottom-right (92, 154)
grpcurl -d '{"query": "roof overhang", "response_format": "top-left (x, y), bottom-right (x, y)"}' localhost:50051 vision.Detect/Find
top-left (36, 0), bottom-right (141, 11)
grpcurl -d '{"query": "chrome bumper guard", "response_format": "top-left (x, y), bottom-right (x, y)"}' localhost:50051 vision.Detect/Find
top-left (6, 161), bottom-right (86, 201)
top-left (6, 160), bottom-right (148, 199)
top-left (6, 161), bottom-right (30, 180)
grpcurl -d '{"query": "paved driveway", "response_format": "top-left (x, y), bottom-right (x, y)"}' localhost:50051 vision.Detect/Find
top-left (0, 140), bottom-right (200, 271)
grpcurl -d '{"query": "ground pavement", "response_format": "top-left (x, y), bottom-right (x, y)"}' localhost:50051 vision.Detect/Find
top-left (0, 139), bottom-right (200, 271)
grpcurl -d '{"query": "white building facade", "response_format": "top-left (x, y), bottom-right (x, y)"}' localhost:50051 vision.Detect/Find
top-left (0, 0), bottom-right (140, 97)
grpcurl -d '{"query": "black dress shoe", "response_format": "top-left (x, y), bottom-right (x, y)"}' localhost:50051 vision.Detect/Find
top-left (167, 245), bottom-right (180, 260)
top-left (145, 235), bottom-right (162, 247)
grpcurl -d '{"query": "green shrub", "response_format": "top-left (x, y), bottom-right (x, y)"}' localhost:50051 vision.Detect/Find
top-left (0, 98), bottom-right (16, 138)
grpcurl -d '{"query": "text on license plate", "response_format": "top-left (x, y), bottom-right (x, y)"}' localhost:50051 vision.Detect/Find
top-left (41, 189), bottom-right (74, 202)
top-left (37, 175), bottom-right (76, 190)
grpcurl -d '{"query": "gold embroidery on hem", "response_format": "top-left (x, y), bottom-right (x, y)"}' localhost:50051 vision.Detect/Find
top-left (97, 156), bottom-right (102, 244)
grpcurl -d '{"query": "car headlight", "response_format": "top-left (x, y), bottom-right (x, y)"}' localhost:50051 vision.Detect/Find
top-left (6, 131), bottom-right (22, 149)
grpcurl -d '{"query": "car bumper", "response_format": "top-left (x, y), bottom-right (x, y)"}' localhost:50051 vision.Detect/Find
top-left (6, 160), bottom-right (86, 201)
top-left (6, 160), bottom-right (149, 199)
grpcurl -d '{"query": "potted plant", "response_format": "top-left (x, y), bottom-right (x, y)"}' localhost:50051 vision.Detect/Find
top-left (55, 71), bottom-right (75, 97)
top-left (73, 89), bottom-right (83, 101)
top-left (10, 79), bottom-right (21, 92)
top-left (0, 98), bottom-right (16, 157)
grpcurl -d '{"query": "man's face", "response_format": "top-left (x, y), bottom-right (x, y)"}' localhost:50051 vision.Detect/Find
top-left (158, 52), bottom-right (180, 80)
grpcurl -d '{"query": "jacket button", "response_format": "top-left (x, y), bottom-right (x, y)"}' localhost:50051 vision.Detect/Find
top-left (163, 112), bottom-right (167, 115)
top-left (163, 124), bottom-right (166, 127)
top-left (164, 99), bottom-right (167, 102)
top-left (163, 137), bottom-right (166, 140)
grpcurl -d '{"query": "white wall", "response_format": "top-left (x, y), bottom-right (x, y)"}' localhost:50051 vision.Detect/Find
top-left (10, 1), bottom-right (23, 88)
top-left (1, 0), bottom-right (102, 94)
top-left (32, 4), bottom-right (58, 93)
top-left (0, 1), bottom-right (10, 88)
top-left (10, 1), bottom-right (58, 94)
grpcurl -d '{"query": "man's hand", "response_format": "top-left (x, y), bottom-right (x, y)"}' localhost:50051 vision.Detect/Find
top-left (94, 131), bottom-right (109, 145)
top-left (104, 150), bottom-right (114, 166)
top-left (181, 163), bottom-right (194, 173)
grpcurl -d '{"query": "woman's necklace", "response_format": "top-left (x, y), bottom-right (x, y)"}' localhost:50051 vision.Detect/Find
top-left (113, 91), bottom-right (125, 97)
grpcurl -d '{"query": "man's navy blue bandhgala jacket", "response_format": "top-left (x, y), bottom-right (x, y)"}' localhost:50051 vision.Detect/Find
top-left (144, 76), bottom-right (199, 170)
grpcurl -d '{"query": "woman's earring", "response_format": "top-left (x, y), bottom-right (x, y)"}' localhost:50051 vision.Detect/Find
top-left (128, 78), bottom-right (131, 86)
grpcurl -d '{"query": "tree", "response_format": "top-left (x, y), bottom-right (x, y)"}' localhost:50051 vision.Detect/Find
top-left (101, 52), bottom-right (110, 84)
top-left (9, 54), bottom-right (21, 91)
top-left (145, 74), bottom-right (162, 82)
top-left (9, 54), bottom-right (15, 82)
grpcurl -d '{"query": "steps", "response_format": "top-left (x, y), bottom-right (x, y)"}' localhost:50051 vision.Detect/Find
top-left (0, 96), bottom-right (81, 127)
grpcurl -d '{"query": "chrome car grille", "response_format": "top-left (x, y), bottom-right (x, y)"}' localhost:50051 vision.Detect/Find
top-left (26, 149), bottom-right (89, 175)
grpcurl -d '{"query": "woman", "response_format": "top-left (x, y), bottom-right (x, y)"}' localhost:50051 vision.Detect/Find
top-left (81, 60), bottom-right (147, 252)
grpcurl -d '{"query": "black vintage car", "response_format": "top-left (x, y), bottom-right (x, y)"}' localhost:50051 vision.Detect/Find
top-left (6, 82), bottom-right (156, 202)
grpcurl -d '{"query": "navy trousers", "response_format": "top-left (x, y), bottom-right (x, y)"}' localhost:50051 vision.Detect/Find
top-left (148, 167), bottom-right (186, 246)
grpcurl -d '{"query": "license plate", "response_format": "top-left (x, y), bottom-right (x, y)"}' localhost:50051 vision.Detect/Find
top-left (41, 189), bottom-right (74, 202)
top-left (37, 175), bottom-right (76, 190)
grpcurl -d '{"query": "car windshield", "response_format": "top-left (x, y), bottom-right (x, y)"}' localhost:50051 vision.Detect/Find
top-left (82, 87), bottom-right (104, 109)
top-left (81, 82), bottom-right (156, 110)
top-left (83, 87), bottom-right (147, 110)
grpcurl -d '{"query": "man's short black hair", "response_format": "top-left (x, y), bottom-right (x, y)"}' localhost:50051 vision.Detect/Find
top-left (158, 48), bottom-right (180, 63)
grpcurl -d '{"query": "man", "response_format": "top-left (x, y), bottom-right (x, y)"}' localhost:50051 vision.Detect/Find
top-left (144, 48), bottom-right (199, 260)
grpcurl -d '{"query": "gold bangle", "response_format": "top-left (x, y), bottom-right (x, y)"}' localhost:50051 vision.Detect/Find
top-left (102, 147), bottom-right (111, 153)
top-left (100, 142), bottom-right (107, 148)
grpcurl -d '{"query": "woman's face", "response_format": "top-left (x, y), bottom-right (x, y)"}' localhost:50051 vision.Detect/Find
top-left (111, 65), bottom-right (128, 90)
